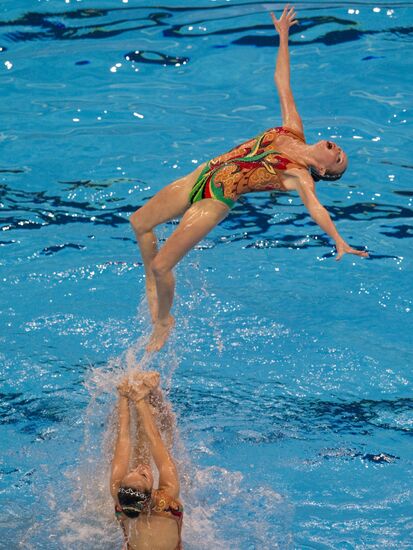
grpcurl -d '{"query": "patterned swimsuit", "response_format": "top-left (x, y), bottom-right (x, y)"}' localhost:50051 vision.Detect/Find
top-left (189, 126), bottom-right (307, 209)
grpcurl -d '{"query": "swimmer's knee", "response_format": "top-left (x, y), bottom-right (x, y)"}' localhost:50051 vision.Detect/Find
top-left (151, 256), bottom-right (171, 278)
top-left (129, 210), bottom-right (139, 227)
top-left (129, 210), bottom-right (149, 236)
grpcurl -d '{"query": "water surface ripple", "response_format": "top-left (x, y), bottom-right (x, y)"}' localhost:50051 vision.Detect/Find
top-left (1, 1), bottom-right (412, 548)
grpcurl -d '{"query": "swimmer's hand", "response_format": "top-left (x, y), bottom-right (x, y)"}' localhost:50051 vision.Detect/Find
top-left (117, 378), bottom-right (130, 398)
top-left (270, 4), bottom-right (298, 36)
top-left (335, 240), bottom-right (369, 261)
top-left (120, 371), bottom-right (160, 403)
top-left (117, 371), bottom-right (160, 397)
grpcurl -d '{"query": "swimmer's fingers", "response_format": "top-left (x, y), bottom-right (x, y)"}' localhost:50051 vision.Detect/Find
top-left (126, 372), bottom-right (159, 402)
top-left (117, 377), bottom-right (130, 397)
top-left (117, 370), bottom-right (147, 397)
top-left (288, 6), bottom-right (297, 15)
top-left (270, 4), bottom-right (289, 28)
top-left (286, 6), bottom-right (298, 27)
top-left (128, 380), bottom-right (152, 402)
top-left (287, 6), bottom-right (297, 19)
top-left (142, 371), bottom-right (160, 391)
top-left (129, 370), bottom-right (145, 385)
top-left (270, 6), bottom-right (298, 34)
top-left (349, 248), bottom-right (369, 259)
top-left (270, 12), bottom-right (279, 31)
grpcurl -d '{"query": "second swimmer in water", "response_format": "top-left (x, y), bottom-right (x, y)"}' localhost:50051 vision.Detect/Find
top-left (111, 371), bottom-right (183, 550)
top-left (130, 5), bottom-right (369, 352)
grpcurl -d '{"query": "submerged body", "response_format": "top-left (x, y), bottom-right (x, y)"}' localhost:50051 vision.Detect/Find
top-left (116, 489), bottom-right (183, 550)
top-left (110, 373), bottom-right (183, 550)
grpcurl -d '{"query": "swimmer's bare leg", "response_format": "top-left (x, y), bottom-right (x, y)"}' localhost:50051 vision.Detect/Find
top-left (147, 199), bottom-right (230, 352)
top-left (130, 185), bottom-right (188, 322)
top-left (129, 165), bottom-right (206, 323)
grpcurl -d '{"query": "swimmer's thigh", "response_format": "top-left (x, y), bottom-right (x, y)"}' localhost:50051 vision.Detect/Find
top-left (133, 163), bottom-right (207, 230)
top-left (154, 199), bottom-right (229, 270)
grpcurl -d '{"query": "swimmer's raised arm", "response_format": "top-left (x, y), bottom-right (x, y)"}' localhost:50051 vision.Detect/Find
top-left (271, 5), bottom-right (303, 136)
top-left (110, 392), bottom-right (132, 500)
top-left (295, 172), bottom-right (369, 260)
top-left (133, 397), bottom-right (180, 498)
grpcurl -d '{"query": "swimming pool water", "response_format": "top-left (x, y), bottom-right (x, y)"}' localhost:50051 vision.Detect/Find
top-left (1, 1), bottom-right (412, 548)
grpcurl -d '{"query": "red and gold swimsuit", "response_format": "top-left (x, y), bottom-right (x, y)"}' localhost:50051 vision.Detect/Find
top-left (189, 126), bottom-right (307, 209)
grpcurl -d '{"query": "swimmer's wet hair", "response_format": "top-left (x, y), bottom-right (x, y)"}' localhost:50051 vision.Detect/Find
top-left (310, 167), bottom-right (345, 182)
top-left (118, 486), bottom-right (151, 518)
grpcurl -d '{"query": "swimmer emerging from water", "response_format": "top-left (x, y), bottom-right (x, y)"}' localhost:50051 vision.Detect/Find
top-left (130, 4), bottom-right (368, 352)
top-left (110, 371), bottom-right (183, 550)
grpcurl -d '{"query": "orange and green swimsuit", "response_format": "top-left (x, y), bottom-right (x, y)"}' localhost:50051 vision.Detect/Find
top-left (189, 126), bottom-right (307, 209)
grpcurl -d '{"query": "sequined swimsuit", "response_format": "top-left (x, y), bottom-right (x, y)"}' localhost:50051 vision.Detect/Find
top-left (189, 126), bottom-right (306, 209)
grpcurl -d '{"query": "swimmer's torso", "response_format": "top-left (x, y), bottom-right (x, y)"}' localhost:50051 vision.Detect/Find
top-left (192, 126), bottom-right (307, 206)
top-left (120, 490), bottom-right (183, 550)
top-left (124, 514), bottom-right (180, 550)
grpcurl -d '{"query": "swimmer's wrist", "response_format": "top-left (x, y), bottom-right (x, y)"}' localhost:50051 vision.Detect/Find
top-left (133, 396), bottom-right (147, 409)
top-left (118, 394), bottom-right (128, 403)
top-left (118, 394), bottom-right (129, 408)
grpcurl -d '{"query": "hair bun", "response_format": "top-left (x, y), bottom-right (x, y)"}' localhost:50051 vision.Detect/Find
top-left (310, 167), bottom-right (343, 182)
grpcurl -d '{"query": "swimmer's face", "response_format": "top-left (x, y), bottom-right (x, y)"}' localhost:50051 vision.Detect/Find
top-left (315, 140), bottom-right (348, 176)
top-left (122, 464), bottom-right (154, 492)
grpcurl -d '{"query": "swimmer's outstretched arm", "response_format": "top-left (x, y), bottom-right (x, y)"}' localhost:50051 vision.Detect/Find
top-left (110, 392), bottom-right (132, 499)
top-left (271, 5), bottom-right (303, 135)
top-left (296, 173), bottom-right (368, 260)
top-left (133, 396), bottom-right (180, 499)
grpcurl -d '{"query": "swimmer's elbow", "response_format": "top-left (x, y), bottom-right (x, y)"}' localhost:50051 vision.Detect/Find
top-left (274, 72), bottom-right (289, 91)
top-left (274, 65), bottom-right (293, 90)
top-left (307, 203), bottom-right (325, 218)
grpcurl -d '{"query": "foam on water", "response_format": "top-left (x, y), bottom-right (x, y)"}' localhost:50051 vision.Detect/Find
top-left (36, 343), bottom-right (289, 547)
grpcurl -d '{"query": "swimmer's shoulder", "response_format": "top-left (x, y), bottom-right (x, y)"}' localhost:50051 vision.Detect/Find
top-left (281, 166), bottom-right (314, 192)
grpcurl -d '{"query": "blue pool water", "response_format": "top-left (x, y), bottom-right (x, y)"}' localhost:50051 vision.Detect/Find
top-left (1, 1), bottom-right (412, 548)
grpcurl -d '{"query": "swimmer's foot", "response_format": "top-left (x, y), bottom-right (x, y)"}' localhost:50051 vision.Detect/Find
top-left (146, 315), bottom-right (175, 353)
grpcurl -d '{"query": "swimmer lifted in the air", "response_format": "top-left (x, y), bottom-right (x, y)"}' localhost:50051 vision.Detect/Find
top-left (130, 4), bottom-right (368, 352)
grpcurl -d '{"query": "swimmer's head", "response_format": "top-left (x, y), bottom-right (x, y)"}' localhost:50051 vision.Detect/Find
top-left (117, 486), bottom-right (152, 518)
top-left (122, 463), bottom-right (154, 492)
top-left (311, 139), bottom-right (348, 181)
top-left (118, 464), bottom-right (154, 517)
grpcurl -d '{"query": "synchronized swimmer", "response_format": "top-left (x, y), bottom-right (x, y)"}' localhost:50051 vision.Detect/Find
top-left (129, 5), bottom-right (368, 352)
top-left (111, 5), bottom-right (371, 549)
top-left (111, 372), bottom-right (183, 550)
